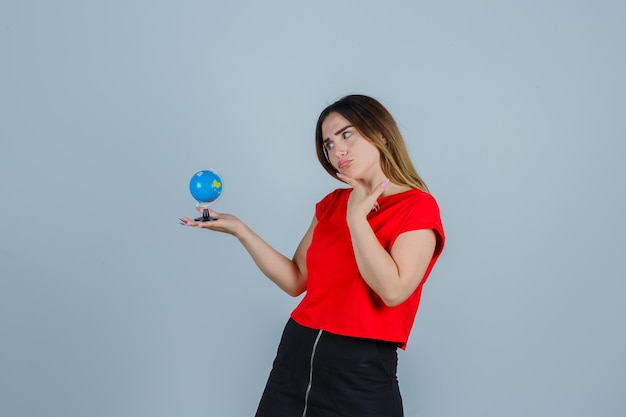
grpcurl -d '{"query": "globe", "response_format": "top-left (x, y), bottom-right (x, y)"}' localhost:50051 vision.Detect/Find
top-left (189, 169), bottom-right (223, 203)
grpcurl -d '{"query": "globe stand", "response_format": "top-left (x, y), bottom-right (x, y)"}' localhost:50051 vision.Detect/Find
top-left (194, 208), bottom-right (217, 222)
top-left (194, 203), bottom-right (217, 222)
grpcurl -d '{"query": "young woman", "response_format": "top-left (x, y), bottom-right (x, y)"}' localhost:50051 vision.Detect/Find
top-left (180, 95), bottom-right (445, 417)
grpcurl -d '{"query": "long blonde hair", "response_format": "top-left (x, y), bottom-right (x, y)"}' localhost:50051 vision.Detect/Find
top-left (315, 95), bottom-right (430, 193)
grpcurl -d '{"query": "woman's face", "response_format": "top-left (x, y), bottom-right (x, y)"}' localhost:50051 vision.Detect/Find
top-left (321, 112), bottom-right (383, 181)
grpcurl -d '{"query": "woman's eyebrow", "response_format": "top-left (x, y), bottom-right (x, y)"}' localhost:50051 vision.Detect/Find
top-left (325, 125), bottom-right (353, 141)
top-left (334, 125), bottom-right (352, 136)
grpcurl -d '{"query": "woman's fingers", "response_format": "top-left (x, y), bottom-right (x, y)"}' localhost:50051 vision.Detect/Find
top-left (373, 178), bottom-right (390, 197)
top-left (337, 173), bottom-right (389, 196)
top-left (179, 217), bottom-right (196, 226)
top-left (336, 172), bottom-right (352, 184)
top-left (342, 176), bottom-right (390, 218)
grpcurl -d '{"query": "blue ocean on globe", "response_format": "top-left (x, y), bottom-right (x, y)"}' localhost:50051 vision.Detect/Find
top-left (189, 170), bottom-right (223, 203)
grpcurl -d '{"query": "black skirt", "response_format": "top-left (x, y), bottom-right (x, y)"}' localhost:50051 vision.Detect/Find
top-left (255, 318), bottom-right (404, 417)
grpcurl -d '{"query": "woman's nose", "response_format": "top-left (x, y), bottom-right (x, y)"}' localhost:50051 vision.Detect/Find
top-left (333, 142), bottom-right (348, 157)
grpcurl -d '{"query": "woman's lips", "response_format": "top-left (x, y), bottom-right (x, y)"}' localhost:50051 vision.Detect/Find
top-left (338, 159), bottom-right (352, 169)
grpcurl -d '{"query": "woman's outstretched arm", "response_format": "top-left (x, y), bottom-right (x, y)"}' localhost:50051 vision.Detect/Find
top-left (180, 209), bottom-right (316, 296)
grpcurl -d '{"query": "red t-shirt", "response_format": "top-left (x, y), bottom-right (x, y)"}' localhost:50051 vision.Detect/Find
top-left (290, 187), bottom-right (445, 349)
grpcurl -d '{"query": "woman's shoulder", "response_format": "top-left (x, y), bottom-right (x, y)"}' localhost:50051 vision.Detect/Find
top-left (381, 188), bottom-right (441, 218)
top-left (315, 188), bottom-right (350, 215)
top-left (320, 187), bottom-right (351, 201)
top-left (383, 187), bottom-right (435, 204)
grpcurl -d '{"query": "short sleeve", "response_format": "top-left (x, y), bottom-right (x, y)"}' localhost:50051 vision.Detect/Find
top-left (397, 193), bottom-right (445, 258)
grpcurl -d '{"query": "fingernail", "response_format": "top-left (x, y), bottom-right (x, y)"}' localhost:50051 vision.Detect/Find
top-left (381, 178), bottom-right (390, 188)
top-left (336, 172), bottom-right (342, 178)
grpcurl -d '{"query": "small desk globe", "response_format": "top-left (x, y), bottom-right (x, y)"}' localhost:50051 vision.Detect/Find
top-left (189, 169), bottom-right (223, 221)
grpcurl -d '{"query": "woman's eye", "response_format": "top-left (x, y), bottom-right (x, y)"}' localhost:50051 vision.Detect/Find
top-left (342, 131), bottom-right (352, 139)
top-left (324, 142), bottom-right (334, 150)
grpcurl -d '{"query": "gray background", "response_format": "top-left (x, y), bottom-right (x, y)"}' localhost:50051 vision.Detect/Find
top-left (1, 1), bottom-right (625, 416)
